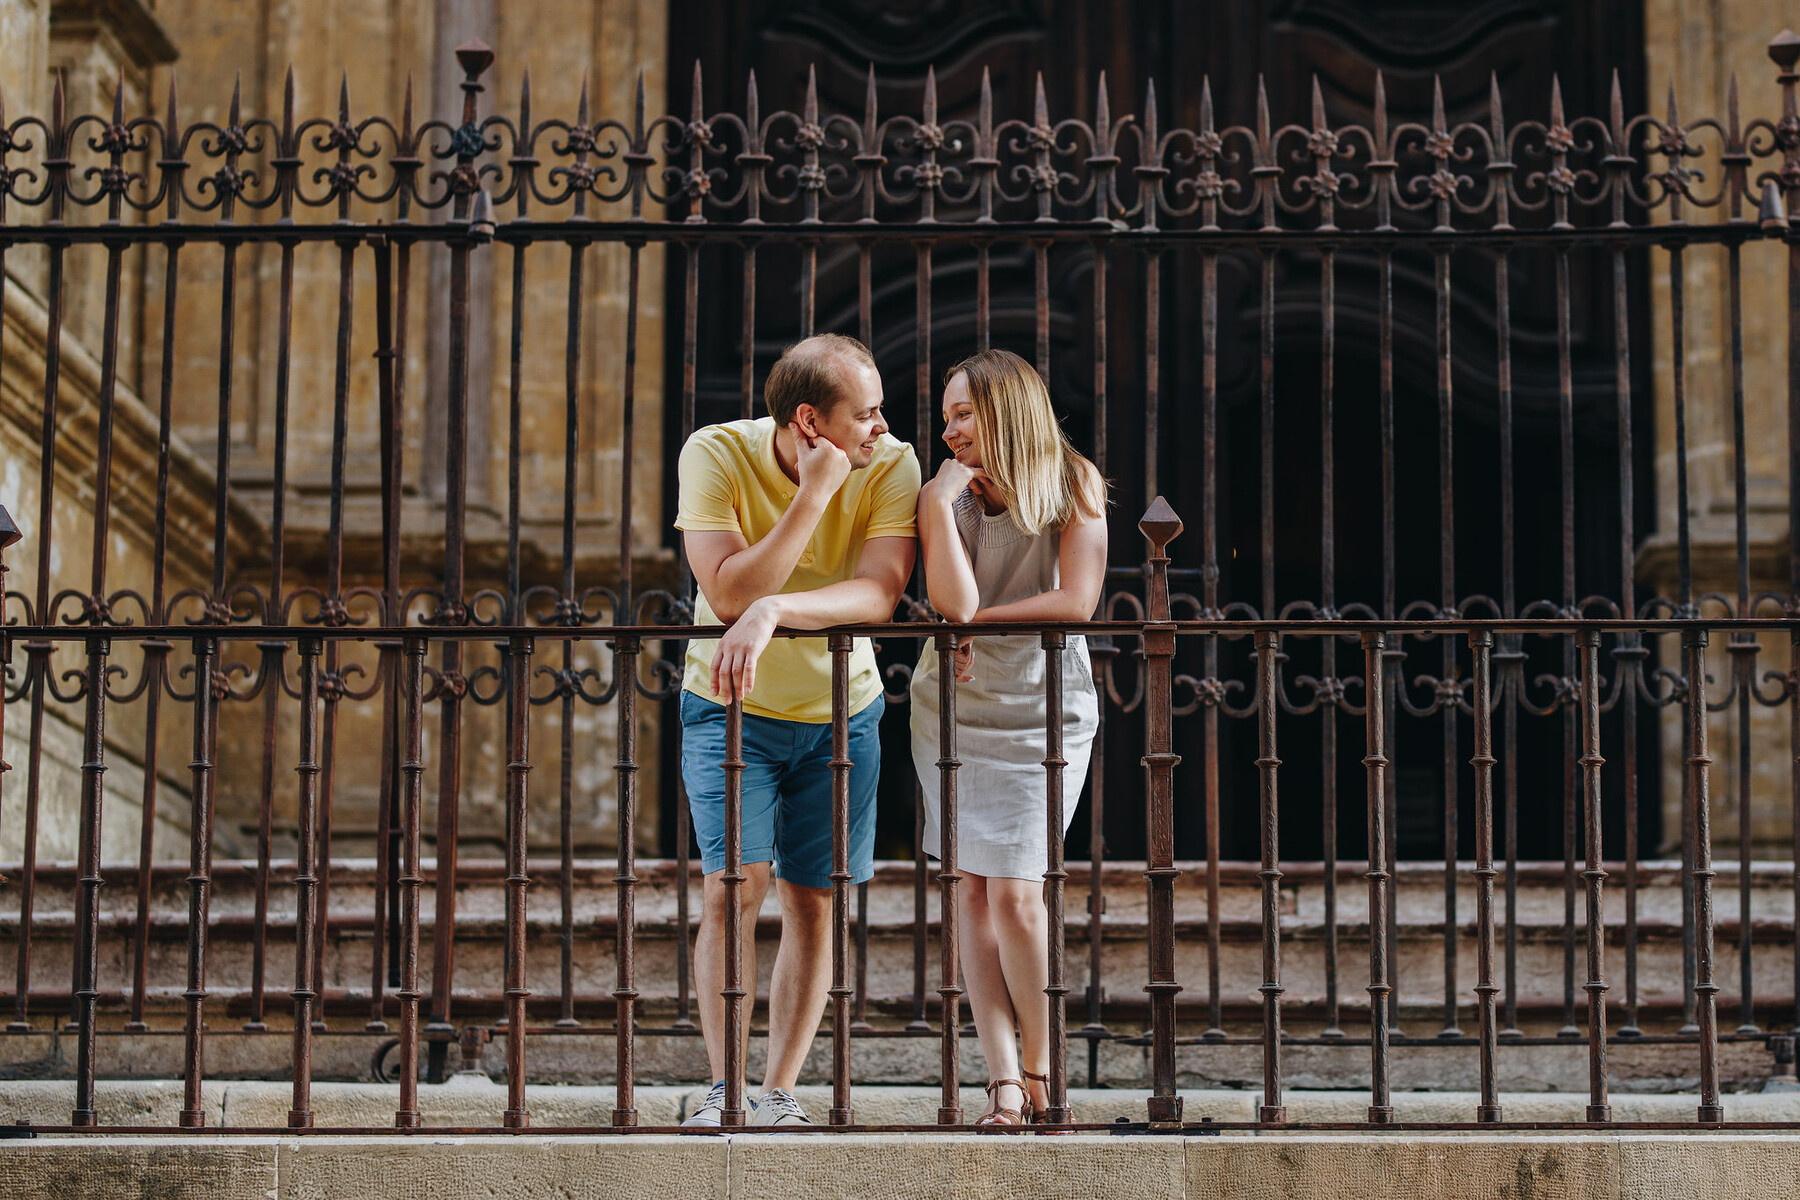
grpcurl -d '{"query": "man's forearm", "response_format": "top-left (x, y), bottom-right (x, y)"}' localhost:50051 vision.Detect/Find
top-left (757, 578), bottom-right (903, 630)
top-left (705, 490), bottom-right (829, 618)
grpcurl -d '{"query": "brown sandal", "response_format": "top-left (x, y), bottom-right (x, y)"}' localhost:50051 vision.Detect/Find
top-left (1022, 1069), bottom-right (1073, 1125)
top-left (975, 1078), bottom-right (1031, 1126)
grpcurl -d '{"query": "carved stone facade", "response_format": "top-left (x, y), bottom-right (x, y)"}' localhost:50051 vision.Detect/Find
top-left (0, 0), bottom-right (1795, 867)
top-left (0, 0), bottom-right (668, 862)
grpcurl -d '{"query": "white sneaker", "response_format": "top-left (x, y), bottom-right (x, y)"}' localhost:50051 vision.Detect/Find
top-left (681, 1080), bottom-right (754, 1127)
top-left (749, 1087), bottom-right (812, 1126)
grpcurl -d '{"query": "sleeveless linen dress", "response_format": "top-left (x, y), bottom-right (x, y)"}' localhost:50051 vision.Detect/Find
top-left (909, 487), bottom-right (1100, 881)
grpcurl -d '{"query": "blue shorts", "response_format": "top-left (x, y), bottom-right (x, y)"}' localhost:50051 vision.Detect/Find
top-left (680, 690), bottom-right (881, 888)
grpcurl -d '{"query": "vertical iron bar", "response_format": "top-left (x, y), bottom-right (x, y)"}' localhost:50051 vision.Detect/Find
top-left (248, 235), bottom-right (299, 1033)
top-left (179, 634), bottom-right (218, 1128)
top-left (614, 636), bottom-right (642, 1125)
top-left (1435, 240), bottom-right (1460, 1041)
top-left (395, 636), bottom-right (427, 1128)
top-left (934, 630), bottom-right (963, 1125)
top-left (1671, 241), bottom-right (1698, 1032)
top-left (1363, 631), bottom-right (1394, 1124)
top-left (829, 634), bottom-right (854, 1126)
top-left (1687, 629), bottom-right (1723, 1122)
top-left (1255, 629), bottom-right (1285, 1123)
top-left (369, 234), bottom-right (402, 1031)
top-left (1579, 629), bottom-right (1610, 1121)
top-left (1201, 246), bottom-right (1224, 1040)
top-left (1726, 234), bottom-right (1757, 1036)
top-left (1042, 632), bottom-right (1071, 1124)
top-left (288, 638), bottom-right (323, 1129)
top-left (129, 236), bottom-right (178, 1033)
top-left (504, 635), bottom-right (533, 1130)
top-left (721, 696), bottom-right (748, 1127)
top-left (1558, 246), bottom-right (1580, 1040)
top-left (1613, 231), bottom-right (1642, 1038)
top-left (1471, 631), bottom-right (1501, 1122)
top-left (69, 631), bottom-right (108, 1128)
top-left (1320, 244), bottom-right (1342, 1039)
top-left (11, 230), bottom-right (66, 1033)
top-left (1141, 500), bottom-right (1183, 1124)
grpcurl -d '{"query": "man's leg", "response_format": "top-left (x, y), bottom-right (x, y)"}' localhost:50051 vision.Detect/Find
top-left (759, 878), bottom-right (833, 1092)
top-left (679, 692), bottom-right (786, 1092)
top-left (757, 698), bottom-right (882, 1097)
top-left (694, 862), bottom-right (771, 1086)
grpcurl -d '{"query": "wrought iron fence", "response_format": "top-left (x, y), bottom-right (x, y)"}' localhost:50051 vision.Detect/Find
top-left (1, 35), bottom-right (1800, 1132)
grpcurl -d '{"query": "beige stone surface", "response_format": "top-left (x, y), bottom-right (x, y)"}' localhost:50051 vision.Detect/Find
top-left (0, 1137), bottom-right (277, 1200)
top-left (1618, 1134), bottom-right (1800, 1198)
top-left (277, 1134), bottom-right (727, 1200)
top-left (7, 1124), bottom-right (1800, 1199)
top-left (1189, 1134), bottom-right (1622, 1200)
top-left (729, 1133), bottom-right (1187, 1200)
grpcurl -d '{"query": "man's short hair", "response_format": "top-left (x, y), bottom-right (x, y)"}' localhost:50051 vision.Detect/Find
top-left (764, 333), bottom-right (877, 427)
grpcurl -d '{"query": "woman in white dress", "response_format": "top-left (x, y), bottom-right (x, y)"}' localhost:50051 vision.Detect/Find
top-left (910, 348), bottom-right (1107, 1125)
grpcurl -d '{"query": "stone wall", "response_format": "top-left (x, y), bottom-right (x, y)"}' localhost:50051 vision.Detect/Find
top-left (0, 0), bottom-right (669, 864)
top-left (1642, 1), bottom-right (1796, 854)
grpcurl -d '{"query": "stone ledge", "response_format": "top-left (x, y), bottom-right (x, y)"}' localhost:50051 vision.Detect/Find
top-left (4, 1130), bottom-right (1800, 1200)
top-left (5, 1078), bottom-right (1800, 1129)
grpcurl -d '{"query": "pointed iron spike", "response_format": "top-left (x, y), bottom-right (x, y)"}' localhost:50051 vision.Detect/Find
top-left (340, 70), bottom-right (351, 119)
top-left (746, 68), bottom-right (760, 133)
top-left (518, 68), bottom-right (531, 128)
top-left (1311, 74), bottom-right (1326, 130)
top-left (1035, 71), bottom-right (1049, 124)
top-left (1664, 79), bottom-right (1678, 125)
top-left (283, 63), bottom-right (295, 127)
top-left (1096, 68), bottom-right (1110, 131)
top-left (1255, 74), bottom-right (1271, 141)
top-left (52, 69), bottom-right (65, 125)
top-left (1489, 71), bottom-right (1506, 139)
top-left (1144, 76), bottom-right (1158, 142)
top-left (229, 70), bottom-right (241, 125)
top-left (922, 64), bottom-right (936, 125)
top-left (691, 58), bottom-right (704, 119)
top-left (1551, 74), bottom-right (1567, 126)
top-left (1431, 75), bottom-right (1446, 131)
top-left (805, 62), bottom-right (819, 123)
top-left (402, 72), bottom-right (414, 136)
top-left (1373, 69), bottom-right (1388, 144)
top-left (577, 70), bottom-right (591, 126)
top-left (635, 68), bottom-right (647, 131)
top-left (862, 63), bottom-right (878, 137)
top-left (980, 65), bottom-right (992, 123)
top-left (165, 71), bottom-right (178, 132)
top-left (1728, 73), bottom-right (1740, 131)
top-left (1200, 75), bottom-right (1214, 131)
top-left (111, 67), bottom-right (125, 125)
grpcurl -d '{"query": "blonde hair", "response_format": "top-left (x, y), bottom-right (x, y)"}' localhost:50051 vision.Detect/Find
top-left (946, 348), bottom-right (1107, 537)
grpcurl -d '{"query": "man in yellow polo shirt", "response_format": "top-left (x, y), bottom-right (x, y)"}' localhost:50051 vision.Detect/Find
top-left (675, 333), bottom-right (919, 1127)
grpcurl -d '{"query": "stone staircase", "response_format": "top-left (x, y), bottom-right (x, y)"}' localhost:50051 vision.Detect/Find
top-left (1, 855), bottom-right (1795, 1094)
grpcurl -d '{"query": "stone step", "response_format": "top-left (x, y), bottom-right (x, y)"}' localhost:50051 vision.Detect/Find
top-left (3, 858), bottom-right (1794, 1033)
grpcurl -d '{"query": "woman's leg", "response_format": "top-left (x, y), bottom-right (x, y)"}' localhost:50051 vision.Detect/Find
top-left (986, 875), bottom-right (1052, 1114)
top-left (958, 873), bottom-right (1028, 1118)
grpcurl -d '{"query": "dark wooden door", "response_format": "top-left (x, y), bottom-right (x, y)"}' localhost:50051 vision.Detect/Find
top-left (662, 0), bottom-right (1654, 863)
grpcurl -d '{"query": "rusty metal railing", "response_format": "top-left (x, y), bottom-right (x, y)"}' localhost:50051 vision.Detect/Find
top-left (2, 36), bottom-right (1800, 1132)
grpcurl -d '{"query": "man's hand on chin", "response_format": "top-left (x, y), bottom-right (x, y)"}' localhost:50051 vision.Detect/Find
top-left (710, 596), bottom-right (782, 703)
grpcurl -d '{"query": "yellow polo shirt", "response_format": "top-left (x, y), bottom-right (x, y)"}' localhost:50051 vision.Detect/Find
top-left (676, 417), bottom-right (921, 722)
